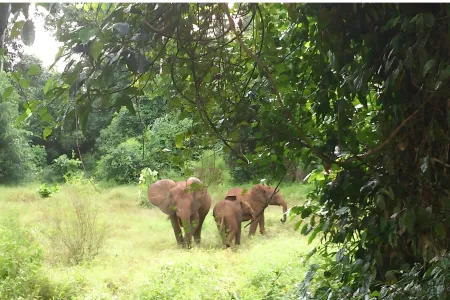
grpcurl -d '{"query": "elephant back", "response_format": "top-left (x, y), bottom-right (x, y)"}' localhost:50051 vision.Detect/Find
top-left (225, 188), bottom-right (246, 202)
top-left (148, 179), bottom-right (177, 214)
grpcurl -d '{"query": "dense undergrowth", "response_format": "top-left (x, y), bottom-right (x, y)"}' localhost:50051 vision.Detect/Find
top-left (0, 182), bottom-right (315, 299)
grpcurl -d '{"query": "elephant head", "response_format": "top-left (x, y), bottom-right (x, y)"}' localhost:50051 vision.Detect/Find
top-left (148, 179), bottom-right (203, 248)
top-left (252, 184), bottom-right (288, 223)
top-left (240, 200), bottom-right (255, 221)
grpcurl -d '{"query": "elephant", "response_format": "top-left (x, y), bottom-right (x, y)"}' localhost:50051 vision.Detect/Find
top-left (225, 184), bottom-right (287, 236)
top-left (213, 195), bottom-right (255, 248)
top-left (147, 177), bottom-right (211, 248)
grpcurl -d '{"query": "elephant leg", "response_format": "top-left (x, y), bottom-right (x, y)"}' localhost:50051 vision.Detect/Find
top-left (193, 213), bottom-right (206, 244)
top-left (259, 213), bottom-right (266, 234)
top-left (190, 213), bottom-right (200, 245)
top-left (235, 223), bottom-right (242, 245)
top-left (169, 215), bottom-right (184, 245)
top-left (181, 219), bottom-right (193, 249)
top-left (249, 215), bottom-right (260, 236)
top-left (226, 227), bottom-right (237, 248)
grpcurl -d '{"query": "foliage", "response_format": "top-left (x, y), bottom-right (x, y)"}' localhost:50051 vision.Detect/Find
top-left (138, 167), bottom-right (158, 207)
top-left (144, 113), bottom-right (196, 177)
top-left (96, 98), bottom-right (167, 156)
top-left (194, 149), bottom-right (231, 186)
top-left (0, 213), bottom-right (44, 299)
top-left (3, 1), bottom-right (450, 297)
top-left (44, 188), bottom-right (109, 265)
top-left (96, 138), bottom-right (143, 184)
top-left (50, 150), bottom-right (83, 183)
top-left (37, 183), bottom-right (60, 198)
top-left (0, 72), bottom-right (40, 184)
top-left (379, 254), bottom-right (450, 300)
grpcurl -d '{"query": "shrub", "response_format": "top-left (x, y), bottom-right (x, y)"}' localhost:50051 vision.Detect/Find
top-left (138, 167), bottom-right (158, 207)
top-left (51, 150), bottom-right (83, 183)
top-left (37, 183), bottom-right (60, 198)
top-left (143, 113), bottom-right (196, 177)
top-left (0, 213), bottom-right (44, 299)
top-left (96, 138), bottom-right (143, 184)
top-left (44, 189), bottom-right (108, 265)
top-left (194, 150), bottom-right (230, 186)
top-left (30, 144), bottom-right (47, 179)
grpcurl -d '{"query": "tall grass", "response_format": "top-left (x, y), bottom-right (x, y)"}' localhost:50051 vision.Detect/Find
top-left (0, 182), bottom-right (315, 299)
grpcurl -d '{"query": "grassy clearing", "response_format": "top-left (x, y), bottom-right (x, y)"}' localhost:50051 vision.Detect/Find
top-left (0, 182), bottom-right (317, 299)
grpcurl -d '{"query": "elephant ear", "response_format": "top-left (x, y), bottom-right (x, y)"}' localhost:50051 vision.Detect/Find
top-left (148, 179), bottom-right (177, 214)
top-left (250, 184), bottom-right (270, 205)
top-left (225, 188), bottom-right (245, 201)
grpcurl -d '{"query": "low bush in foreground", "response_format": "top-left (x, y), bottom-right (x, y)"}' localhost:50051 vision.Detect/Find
top-left (0, 214), bottom-right (44, 299)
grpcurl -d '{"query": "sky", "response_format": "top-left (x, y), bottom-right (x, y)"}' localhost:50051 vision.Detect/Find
top-left (21, 4), bottom-right (62, 71)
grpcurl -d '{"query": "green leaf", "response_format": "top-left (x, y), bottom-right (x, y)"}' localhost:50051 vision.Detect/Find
top-left (90, 41), bottom-right (104, 61)
top-left (49, 47), bottom-right (64, 70)
top-left (19, 78), bottom-right (30, 89)
top-left (300, 224), bottom-right (308, 235)
top-left (376, 194), bottom-right (386, 210)
top-left (403, 211), bottom-right (416, 234)
top-left (113, 22), bottom-right (130, 36)
top-left (116, 96), bottom-right (136, 115)
top-left (16, 109), bottom-right (31, 125)
top-left (43, 77), bottom-right (54, 95)
top-left (21, 19), bottom-right (35, 46)
top-left (423, 13), bottom-right (435, 28)
top-left (301, 207), bottom-right (312, 219)
top-left (10, 20), bottom-right (25, 39)
top-left (174, 134), bottom-right (184, 149)
top-left (308, 227), bottom-right (320, 244)
top-left (2, 86), bottom-right (14, 100)
top-left (422, 58), bottom-right (436, 78)
top-left (294, 220), bottom-right (303, 231)
top-left (433, 222), bottom-right (446, 239)
top-left (27, 64), bottom-right (40, 75)
top-left (438, 67), bottom-right (450, 81)
top-left (43, 127), bottom-right (52, 140)
top-left (78, 27), bottom-right (98, 43)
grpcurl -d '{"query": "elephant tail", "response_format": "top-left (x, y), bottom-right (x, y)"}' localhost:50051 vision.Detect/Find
top-left (218, 216), bottom-right (225, 232)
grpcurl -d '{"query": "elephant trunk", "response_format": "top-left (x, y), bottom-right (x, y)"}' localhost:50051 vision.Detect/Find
top-left (280, 200), bottom-right (287, 223)
top-left (178, 213), bottom-right (193, 248)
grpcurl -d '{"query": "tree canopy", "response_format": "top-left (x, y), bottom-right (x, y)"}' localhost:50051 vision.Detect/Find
top-left (2, 2), bottom-right (450, 299)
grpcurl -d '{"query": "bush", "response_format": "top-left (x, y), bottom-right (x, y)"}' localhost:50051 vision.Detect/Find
top-left (44, 189), bottom-right (109, 265)
top-left (37, 183), bottom-right (60, 198)
top-left (194, 150), bottom-right (230, 186)
top-left (30, 144), bottom-right (47, 179)
top-left (96, 138), bottom-right (143, 184)
top-left (138, 167), bottom-right (158, 207)
top-left (50, 150), bottom-right (83, 183)
top-left (144, 113), bottom-right (195, 177)
top-left (0, 214), bottom-right (44, 299)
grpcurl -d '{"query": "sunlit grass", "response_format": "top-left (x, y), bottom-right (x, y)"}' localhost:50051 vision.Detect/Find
top-left (0, 182), bottom-right (317, 299)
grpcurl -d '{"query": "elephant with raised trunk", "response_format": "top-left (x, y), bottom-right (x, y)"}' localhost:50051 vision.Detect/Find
top-left (213, 195), bottom-right (255, 248)
top-left (147, 177), bottom-right (211, 248)
top-left (225, 184), bottom-right (287, 236)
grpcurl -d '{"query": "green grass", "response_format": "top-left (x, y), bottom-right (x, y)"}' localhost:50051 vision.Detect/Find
top-left (0, 182), bottom-right (317, 299)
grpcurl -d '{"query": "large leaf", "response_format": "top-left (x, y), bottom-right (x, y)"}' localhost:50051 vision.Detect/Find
top-left (90, 41), bottom-right (104, 61)
top-left (43, 127), bottom-right (52, 140)
top-left (2, 86), bottom-right (14, 100)
top-left (113, 22), bottom-right (130, 36)
top-left (422, 58), bottom-right (436, 78)
top-left (27, 64), bottom-right (41, 75)
top-left (21, 19), bottom-right (35, 46)
top-left (10, 20), bottom-right (25, 39)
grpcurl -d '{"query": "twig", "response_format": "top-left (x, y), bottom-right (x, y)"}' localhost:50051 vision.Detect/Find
top-left (351, 95), bottom-right (433, 161)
